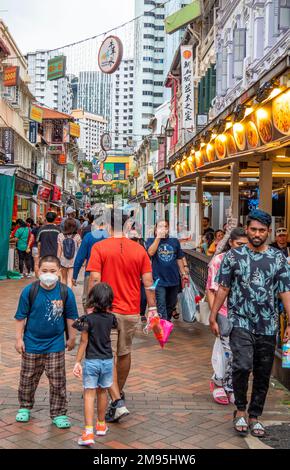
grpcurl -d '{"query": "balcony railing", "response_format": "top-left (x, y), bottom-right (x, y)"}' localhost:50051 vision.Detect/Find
top-left (183, 249), bottom-right (210, 295)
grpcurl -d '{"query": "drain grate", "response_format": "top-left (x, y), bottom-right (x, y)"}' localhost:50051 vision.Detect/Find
top-left (259, 424), bottom-right (290, 449)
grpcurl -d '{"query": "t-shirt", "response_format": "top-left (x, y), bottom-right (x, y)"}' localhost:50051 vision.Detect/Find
top-left (86, 237), bottom-right (152, 315)
top-left (271, 242), bottom-right (290, 258)
top-left (145, 237), bottom-right (184, 287)
top-left (217, 245), bottom-right (290, 335)
top-left (73, 229), bottom-right (110, 279)
top-left (37, 224), bottom-right (60, 257)
top-left (206, 252), bottom-right (227, 317)
top-left (73, 312), bottom-right (117, 360)
top-left (15, 227), bottom-right (30, 251)
top-left (15, 282), bottom-right (78, 353)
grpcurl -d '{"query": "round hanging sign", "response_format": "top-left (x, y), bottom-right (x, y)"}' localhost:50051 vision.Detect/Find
top-left (98, 35), bottom-right (123, 74)
top-left (100, 133), bottom-right (112, 151)
top-left (103, 171), bottom-right (113, 182)
top-left (97, 149), bottom-right (107, 162)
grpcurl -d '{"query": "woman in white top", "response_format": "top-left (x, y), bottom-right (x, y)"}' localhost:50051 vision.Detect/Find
top-left (57, 218), bottom-right (81, 288)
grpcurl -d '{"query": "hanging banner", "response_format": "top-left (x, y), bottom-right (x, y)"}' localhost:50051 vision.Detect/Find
top-left (2, 128), bottom-right (14, 163)
top-left (51, 185), bottom-right (61, 202)
top-left (3, 66), bottom-right (20, 87)
top-left (29, 121), bottom-right (38, 144)
top-left (181, 45), bottom-right (195, 131)
top-left (69, 122), bottom-right (80, 138)
top-left (38, 186), bottom-right (51, 200)
top-left (30, 104), bottom-right (43, 123)
top-left (98, 36), bottom-right (123, 74)
top-left (47, 55), bottom-right (66, 81)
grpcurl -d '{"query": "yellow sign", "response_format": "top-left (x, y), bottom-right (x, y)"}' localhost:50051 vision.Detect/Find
top-left (69, 122), bottom-right (80, 138)
top-left (30, 105), bottom-right (43, 124)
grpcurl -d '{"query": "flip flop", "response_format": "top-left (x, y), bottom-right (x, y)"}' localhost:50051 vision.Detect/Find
top-left (212, 387), bottom-right (229, 405)
top-left (233, 410), bottom-right (248, 436)
top-left (16, 408), bottom-right (30, 422)
top-left (249, 420), bottom-right (266, 437)
top-left (52, 415), bottom-right (71, 429)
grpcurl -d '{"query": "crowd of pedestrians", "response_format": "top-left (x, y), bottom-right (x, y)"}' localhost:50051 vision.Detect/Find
top-left (11, 205), bottom-right (290, 445)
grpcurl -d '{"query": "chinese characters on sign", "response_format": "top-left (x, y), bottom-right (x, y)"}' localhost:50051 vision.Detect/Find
top-left (2, 128), bottom-right (14, 163)
top-left (3, 66), bottom-right (20, 87)
top-left (181, 46), bottom-right (195, 131)
top-left (47, 56), bottom-right (66, 81)
top-left (98, 36), bottom-right (123, 74)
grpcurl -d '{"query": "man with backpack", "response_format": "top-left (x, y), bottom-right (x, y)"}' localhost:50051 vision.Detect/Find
top-left (14, 255), bottom-right (79, 428)
top-left (57, 219), bottom-right (81, 288)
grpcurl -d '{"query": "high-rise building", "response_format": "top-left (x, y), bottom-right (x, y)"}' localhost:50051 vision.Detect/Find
top-left (76, 71), bottom-right (112, 123)
top-left (133, 0), bottom-right (191, 141)
top-left (111, 58), bottom-right (134, 152)
top-left (71, 109), bottom-right (107, 161)
top-left (26, 50), bottom-right (73, 114)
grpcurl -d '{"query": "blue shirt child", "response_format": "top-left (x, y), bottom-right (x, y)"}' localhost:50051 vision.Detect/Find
top-left (15, 282), bottom-right (79, 354)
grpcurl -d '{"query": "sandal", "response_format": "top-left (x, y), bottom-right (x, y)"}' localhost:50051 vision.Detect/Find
top-left (172, 310), bottom-right (180, 319)
top-left (52, 415), bottom-right (71, 429)
top-left (233, 410), bottom-right (248, 436)
top-left (212, 387), bottom-right (229, 405)
top-left (16, 408), bottom-right (30, 422)
top-left (249, 419), bottom-right (266, 437)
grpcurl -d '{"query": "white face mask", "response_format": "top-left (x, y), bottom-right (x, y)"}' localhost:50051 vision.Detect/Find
top-left (39, 273), bottom-right (59, 287)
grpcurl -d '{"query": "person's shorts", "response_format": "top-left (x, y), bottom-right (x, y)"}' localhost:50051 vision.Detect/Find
top-left (82, 358), bottom-right (113, 389)
top-left (110, 314), bottom-right (139, 357)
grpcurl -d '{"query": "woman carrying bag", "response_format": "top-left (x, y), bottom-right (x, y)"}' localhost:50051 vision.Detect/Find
top-left (13, 219), bottom-right (32, 278)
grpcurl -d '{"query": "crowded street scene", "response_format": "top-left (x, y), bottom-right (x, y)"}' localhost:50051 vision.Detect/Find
top-left (1, 0), bottom-right (290, 463)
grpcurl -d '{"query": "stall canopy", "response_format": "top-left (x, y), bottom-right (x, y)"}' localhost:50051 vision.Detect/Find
top-left (0, 167), bottom-right (16, 279)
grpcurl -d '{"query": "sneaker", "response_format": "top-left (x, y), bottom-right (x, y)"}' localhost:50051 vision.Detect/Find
top-left (78, 430), bottom-right (95, 446)
top-left (95, 421), bottom-right (108, 436)
top-left (26, 273), bottom-right (33, 278)
top-left (105, 399), bottom-right (130, 423)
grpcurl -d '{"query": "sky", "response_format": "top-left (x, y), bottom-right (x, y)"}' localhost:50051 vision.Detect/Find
top-left (0, 0), bottom-right (135, 55)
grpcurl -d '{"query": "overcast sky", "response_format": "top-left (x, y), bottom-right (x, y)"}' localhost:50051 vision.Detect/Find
top-left (1, 0), bottom-right (134, 54)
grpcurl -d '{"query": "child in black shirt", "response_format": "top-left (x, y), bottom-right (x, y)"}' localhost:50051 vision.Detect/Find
top-left (73, 282), bottom-right (117, 446)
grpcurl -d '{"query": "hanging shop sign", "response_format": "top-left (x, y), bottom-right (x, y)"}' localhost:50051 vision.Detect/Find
top-left (51, 185), bottom-right (61, 202)
top-left (97, 149), bottom-right (107, 162)
top-left (2, 128), bottom-right (14, 163)
top-left (47, 55), bottom-right (66, 81)
top-left (75, 191), bottom-right (83, 200)
top-left (98, 36), bottom-right (123, 74)
top-left (58, 154), bottom-right (67, 165)
top-left (165, 0), bottom-right (201, 34)
top-left (3, 66), bottom-right (20, 87)
top-left (29, 121), bottom-right (38, 144)
top-left (48, 144), bottom-right (64, 155)
top-left (67, 162), bottom-right (74, 173)
top-left (181, 45), bottom-right (195, 131)
top-left (69, 122), bottom-right (80, 138)
top-left (38, 186), bottom-right (51, 200)
top-left (103, 170), bottom-right (113, 182)
top-left (100, 133), bottom-right (112, 151)
top-left (29, 104), bottom-right (43, 124)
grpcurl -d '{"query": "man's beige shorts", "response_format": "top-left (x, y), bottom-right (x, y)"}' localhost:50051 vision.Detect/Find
top-left (110, 314), bottom-right (139, 357)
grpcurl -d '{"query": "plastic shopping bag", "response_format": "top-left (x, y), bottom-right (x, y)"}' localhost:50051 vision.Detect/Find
top-left (179, 278), bottom-right (198, 323)
top-left (211, 337), bottom-right (225, 380)
top-left (144, 314), bottom-right (174, 348)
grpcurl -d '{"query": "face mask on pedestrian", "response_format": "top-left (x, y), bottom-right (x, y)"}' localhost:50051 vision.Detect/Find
top-left (39, 273), bottom-right (59, 287)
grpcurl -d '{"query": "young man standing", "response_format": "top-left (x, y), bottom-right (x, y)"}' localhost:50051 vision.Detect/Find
top-left (37, 212), bottom-right (60, 258)
top-left (271, 227), bottom-right (290, 259)
top-left (210, 209), bottom-right (290, 437)
top-left (87, 210), bottom-right (156, 422)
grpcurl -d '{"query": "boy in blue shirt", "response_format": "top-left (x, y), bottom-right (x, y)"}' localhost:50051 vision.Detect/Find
top-left (14, 255), bottom-right (79, 428)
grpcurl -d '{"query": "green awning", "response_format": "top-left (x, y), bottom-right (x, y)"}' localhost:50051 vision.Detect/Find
top-left (165, 0), bottom-right (201, 35)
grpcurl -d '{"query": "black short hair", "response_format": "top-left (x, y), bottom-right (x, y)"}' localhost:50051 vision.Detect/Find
top-left (247, 209), bottom-right (272, 228)
top-left (86, 282), bottom-right (114, 312)
top-left (229, 227), bottom-right (246, 241)
top-left (203, 217), bottom-right (210, 222)
top-left (39, 255), bottom-right (61, 269)
top-left (46, 211), bottom-right (57, 223)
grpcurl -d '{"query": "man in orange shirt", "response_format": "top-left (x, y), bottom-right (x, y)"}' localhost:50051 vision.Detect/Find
top-left (87, 210), bottom-right (156, 422)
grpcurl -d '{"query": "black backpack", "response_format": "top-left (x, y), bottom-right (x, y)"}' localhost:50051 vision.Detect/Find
top-left (63, 236), bottom-right (76, 260)
top-left (27, 281), bottom-right (69, 339)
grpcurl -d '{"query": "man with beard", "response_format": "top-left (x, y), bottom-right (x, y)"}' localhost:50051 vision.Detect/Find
top-left (210, 209), bottom-right (290, 438)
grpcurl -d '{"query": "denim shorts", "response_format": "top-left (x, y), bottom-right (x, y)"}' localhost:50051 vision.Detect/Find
top-left (82, 358), bottom-right (113, 389)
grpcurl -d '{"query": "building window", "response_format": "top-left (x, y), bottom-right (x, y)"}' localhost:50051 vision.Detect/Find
top-left (144, 45), bottom-right (155, 50)
top-left (233, 28), bottom-right (246, 79)
top-left (143, 79), bottom-right (154, 84)
top-left (143, 57), bottom-right (154, 62)
top-left (154, 48), bottom-right (164, 53)
top-left (143, 90), bottom-right (153, 95)
top-left (144, 11), bottom-right (155, 17)
top-left (154, 58), bottom-right (164, 63)
top-left (154, 70), bottom-right (163, 75)
top-left (155, 25), bottom-right (164, 31)
top-left (154, 92), bottom-right (163, 97)
top-left (279, 0), bottom-right (290, 29)
top-left (142, 124), bottom-right (149, 129)
top-left (144, 34), bottom-right (155, 39)
top-left (144, 23), bottom-right (155, 28)
top-left (142, 102), bottom-right (153, 107)
top-left (155, 37), bottom-right (164, 41)
top-left (143, 68), bottom-right (154, 73)
top-left (154, 81), bottom-right (163, 86)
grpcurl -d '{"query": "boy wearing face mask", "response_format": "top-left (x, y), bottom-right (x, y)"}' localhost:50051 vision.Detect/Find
top-left (14, 255), bottom-right (79, 428)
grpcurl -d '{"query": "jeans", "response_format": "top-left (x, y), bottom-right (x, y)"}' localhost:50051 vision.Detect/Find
top-left (156, 285), bottom-right (179, 321)
top-left (230, 327), bottom-right (276, 418)
top-left (17, 249), bottom-right (32, 274)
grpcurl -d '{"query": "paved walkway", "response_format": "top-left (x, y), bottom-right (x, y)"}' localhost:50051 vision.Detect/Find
top-left (0, 278), bottom-right (290, 449)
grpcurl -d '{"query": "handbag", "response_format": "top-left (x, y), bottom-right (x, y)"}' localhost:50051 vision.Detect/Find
top-left (217, 313), bottom-right (233, 337)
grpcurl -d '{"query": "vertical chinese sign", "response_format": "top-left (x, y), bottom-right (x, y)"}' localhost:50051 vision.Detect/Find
top-left (181, 45), bottom-right (195, 131)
